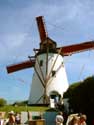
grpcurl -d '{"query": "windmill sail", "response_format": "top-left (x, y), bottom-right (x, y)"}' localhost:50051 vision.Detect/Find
top-left (7, 60), bottom-right (35, 73)
top-left (57, 41), bottom-right (94, 56)
top-left (36, 16), bottom-right (48, 43)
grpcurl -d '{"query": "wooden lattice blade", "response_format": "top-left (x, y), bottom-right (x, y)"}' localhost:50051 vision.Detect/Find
top-left (6, 60), bottom-right (35, 73)
top-left (36, 16), bottom-right (47, 43)
top-left (57, 41), bottom-right (94, 56)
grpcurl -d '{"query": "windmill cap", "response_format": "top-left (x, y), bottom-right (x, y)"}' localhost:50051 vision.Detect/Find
top-left (8, 111), bottom-right (15, 115)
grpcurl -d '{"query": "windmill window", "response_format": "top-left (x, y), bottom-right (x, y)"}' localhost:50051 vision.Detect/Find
top-left (52, 70), bottom-right (56, 77)
top-left (40, 60), bottom-right (43, 66)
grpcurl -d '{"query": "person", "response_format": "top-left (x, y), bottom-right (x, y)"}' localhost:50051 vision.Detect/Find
top-left (15, 113), bottom-right (21, 124)
top-left (79, 114), bottom-right (87, 125)
top-left (7, 111), bottom-right (15, 125)
top-left (69, 116), bottom-right (79, 125)
top-left (66, 113), bottom-right (79, 125)
top-left (0, 112), bottom-right (4, 125)
top-left (55, 112), bottom-right (64, 125)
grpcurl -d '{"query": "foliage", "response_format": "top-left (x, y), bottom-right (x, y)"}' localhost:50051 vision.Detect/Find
top-left (12, 100), bottom-right (28, 106)
top-left (64, 82), bottom-right (80, 98)
top-left (63, 76), bottom-right (94, 124)
top-left (0, 98), bottom-right (7, 107)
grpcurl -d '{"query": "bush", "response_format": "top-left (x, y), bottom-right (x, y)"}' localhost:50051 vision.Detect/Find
top-left (0, 98), bottom-right (7, 107)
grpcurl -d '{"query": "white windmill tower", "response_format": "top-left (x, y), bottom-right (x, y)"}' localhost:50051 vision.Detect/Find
top-left (6, 16), bottom-right (94, 105)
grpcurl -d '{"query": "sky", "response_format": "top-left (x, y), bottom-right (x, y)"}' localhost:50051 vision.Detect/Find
top-left (0, 0), bottom-right (94, 103)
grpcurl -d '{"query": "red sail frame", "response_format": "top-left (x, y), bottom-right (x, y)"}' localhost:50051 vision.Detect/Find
top-left (7, 60), bottom-right (35, 73)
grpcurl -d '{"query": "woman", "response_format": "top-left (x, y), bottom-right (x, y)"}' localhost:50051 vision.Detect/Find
top-left (69, 116), bottom-right (79, 125)
top-left (8, 111), bottom-right (15, 125)
top-left (79, 115), bottom-right (87, 125)
top-left (55, 112), bottom-right (64, 125)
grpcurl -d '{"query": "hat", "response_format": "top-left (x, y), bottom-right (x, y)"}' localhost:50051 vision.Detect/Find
top-left (8, 111), bottom-right (15, 115)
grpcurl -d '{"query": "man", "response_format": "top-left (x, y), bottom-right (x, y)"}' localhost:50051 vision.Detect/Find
top-left (55, 112), bottom-right (64, 125)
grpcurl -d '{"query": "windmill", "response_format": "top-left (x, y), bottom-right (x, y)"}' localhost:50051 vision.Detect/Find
top-left (6, 16), bottom-right (94, 105)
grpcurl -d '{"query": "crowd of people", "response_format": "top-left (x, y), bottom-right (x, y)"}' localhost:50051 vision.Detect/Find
top-left (0, 111), bottom-right (21, 125)
top-left (55, 112), bottom-right (87, 125)
top-left (0, 110), bottom-right (87, 125)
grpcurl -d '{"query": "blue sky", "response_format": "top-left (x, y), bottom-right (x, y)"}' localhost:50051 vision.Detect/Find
top-left (0, 0), bottom-right (94, 103)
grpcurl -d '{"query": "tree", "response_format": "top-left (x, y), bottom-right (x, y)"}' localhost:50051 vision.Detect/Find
top-left (13, 100), bottom-right (28, 106)
top-left (63, 76), bottom-right (94, 125)
top-left (0, 98), bottom-right (7, 106)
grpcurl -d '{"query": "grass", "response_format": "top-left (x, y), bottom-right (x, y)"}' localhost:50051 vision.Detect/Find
top-left (0, 105), bottom-right (49, 113)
